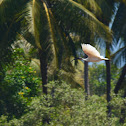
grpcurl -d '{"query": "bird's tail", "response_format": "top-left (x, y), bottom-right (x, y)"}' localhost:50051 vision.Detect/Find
top-left (100, 56), bottom-right (109, 60)
top-left (101, 58), bottom-right (109, 60)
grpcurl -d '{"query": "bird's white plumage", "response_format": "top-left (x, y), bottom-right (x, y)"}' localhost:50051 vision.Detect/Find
top-left (71, 44), bottom-right (109, 62)
top-left (81, 44), bottom-right (101, 58)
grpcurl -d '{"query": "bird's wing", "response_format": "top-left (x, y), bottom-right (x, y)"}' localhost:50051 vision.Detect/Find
top-left (81, 44), bottom-right (101, 58)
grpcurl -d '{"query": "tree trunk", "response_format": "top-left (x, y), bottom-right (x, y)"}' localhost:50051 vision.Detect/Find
top-left (39, 50), bottom-right (48, 94)
top-left (84, 58), bottom-right (90, 98)
top-left (113, 64), bottom-right (126, 124)
top-left (105, 60), bottom-right (111, 117)
top-left (120, 91), bottom-right (126, 123)
top-left (114, 64), bottom-right (126, 94)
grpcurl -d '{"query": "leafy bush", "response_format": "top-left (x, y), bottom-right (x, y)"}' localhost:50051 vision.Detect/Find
top-left (0, 49), bottom-right (41, 119)
top-left (4, 81), bottom-right (126, 126)
top-left (0, 115), bottom-right (8, 126)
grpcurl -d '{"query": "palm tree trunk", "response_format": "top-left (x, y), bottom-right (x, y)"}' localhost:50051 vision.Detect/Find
top-left (105, 60), bottom-right (111, 117)
top-left (84, 57), bottom-right (90, 98)
top-left (39, 50), bottom-right (48, 94)
top-left (114, 64), bottom-right (126, 94)
top-left (120, 91), bottom-right (126, 123)
top-left (113, 64), bottom-right (126, 123)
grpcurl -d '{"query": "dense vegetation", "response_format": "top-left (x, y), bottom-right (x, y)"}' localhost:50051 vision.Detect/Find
top-left (1, 81), bottom-right (125, 126)
top-left (0, 0), bottom-right (126, 125)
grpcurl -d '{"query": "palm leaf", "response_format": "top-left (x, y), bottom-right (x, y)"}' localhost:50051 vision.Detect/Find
top-left (43, 1), bottom-right (61, 68)
top-left (78, 0), bottom-right (102, 16)
top-left (52, 11), bottom-right (78, 69)
top-left (95, 0), bottom-right (115, 24)
top-left (52, 0), bottom-right (112, 43)
top-left (24, 0), bottom-right (67, 70)
top-left (32, 0), bottom-right (42, 49)
top-left (48, 6), bottom-right (77, 70)
top-left (112, 3), bottom-right (126, 44)
top-left (111, 45), bottom-right (126, 66)
top-left (67, 0), bottom-right (112, 41)
top-left (0, 0), bottom-right (30, 67)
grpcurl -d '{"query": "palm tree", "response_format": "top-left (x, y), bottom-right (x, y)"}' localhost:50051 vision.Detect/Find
top-left (65, 0), bottom-right (113, 98)
top-left (112, 3), bottom-right (126, 96)
top-left (94, 0), bottom-right (116, 117)
top-left (99, 0), bottom-right (126, 119)
top-left (1, 0), bottom-right (117, 123)
top-left (0, 0), bottom-right (112, 95)
top-left (111, 3), bottom-right (126, 122)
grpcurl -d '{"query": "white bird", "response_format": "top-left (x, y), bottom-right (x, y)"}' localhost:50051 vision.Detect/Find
top-left (72, 44), bottom-right (109, 62)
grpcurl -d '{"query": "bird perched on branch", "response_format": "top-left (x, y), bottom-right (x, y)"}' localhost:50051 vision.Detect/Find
top-left (72, 44), bottom-right (109, 62)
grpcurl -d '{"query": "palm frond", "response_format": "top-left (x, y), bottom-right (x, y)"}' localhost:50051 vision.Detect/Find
top-left (112, 3), bottom-right (126, 44)
top-left (21, 32), bottom-right (36, 47)
top-left (77, 0), bottom-right (102, 17)
top-left (0, 0), bottom-right (30, 66)
top-left (49, 7), bottom-right (77, 69)
top-left (32, 0), bottom-right (42, 49)
top-left (0, 0), bottom-right (30, 25)
top-left (95, 0), bottom-right (115, 24)
top-left (111, 45), bottom-right (126, 66)
top-left (53, 0), bottom-right (112, 43)
top-left (68, 0), bottom-right (112, 40)
top-left (43, 1), bottom-right (61, 68)
top-left (0, 0), bottom-right (30, 45)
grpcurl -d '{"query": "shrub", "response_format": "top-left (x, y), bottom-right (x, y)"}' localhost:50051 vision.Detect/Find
top-left (0, 49), bottom-right (41, 119)
top-left (6, 81), bottom-right (125, 126)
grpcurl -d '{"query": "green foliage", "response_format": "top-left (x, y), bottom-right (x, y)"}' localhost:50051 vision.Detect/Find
top-left (0, 115), bottom-right (8, 126)
top-left (0, 0), bottom-right (126, 125)
top-left (1, 81), bottom-right (125, 126)
top-left (89, 63), bottom-right (120, 95)
top-left (110, 93), bottom-right (126, 119)
top-left (0, 49), bottom-right (41, 119)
